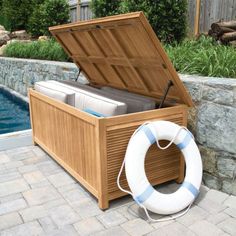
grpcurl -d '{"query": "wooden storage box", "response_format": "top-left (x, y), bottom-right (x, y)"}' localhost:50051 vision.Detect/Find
top-left (29, 12), bottom-right (193, 209)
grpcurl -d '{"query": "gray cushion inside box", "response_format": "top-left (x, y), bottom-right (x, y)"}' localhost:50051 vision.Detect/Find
top-left (34, 81), bottom-right (75, 105)
top-left (61, 80), bottom-right (156, 113)
top-left (48, 81), bottom-right (127, 116)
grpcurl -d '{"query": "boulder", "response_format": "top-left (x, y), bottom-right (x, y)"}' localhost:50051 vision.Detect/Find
top-left (0, 25), bottom-right (5, 31)
top-left (0, 44), bottom-right (7, 56)
top-left (38, 36), bottom-right (49, 41)
top-left (11, 30), bottom-right (30, 40)
top-left (0, 32), bottom-right (10, 46)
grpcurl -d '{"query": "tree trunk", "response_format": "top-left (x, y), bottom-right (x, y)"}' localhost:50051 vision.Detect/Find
top-left (221, 32), bottom-right (236, 42)
top-left (211, 21), bottom-right (236, 32)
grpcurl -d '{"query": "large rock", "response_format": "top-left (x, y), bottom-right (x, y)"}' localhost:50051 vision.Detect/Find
top-left (0, 25), bottom-right (5, 31)
top-left (0, 31), bottom-right (10, 46)
top-left (0, 44), bottom-right (7, 56)
top-left (196, 102), bottom-right (236, 154)
top-left (11, 30), bottom-right (30, 40)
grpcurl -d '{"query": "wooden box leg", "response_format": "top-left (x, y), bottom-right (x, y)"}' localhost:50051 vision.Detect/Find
top-left (98, 196), bottom-right (109, 210)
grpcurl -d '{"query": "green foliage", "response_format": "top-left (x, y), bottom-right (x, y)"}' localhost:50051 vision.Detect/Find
top-left (3, 39), bottom-right (69, 62)
top-left (165, 36), bottom-right (236, 78)
top-left (90, 0), bottom-right (187, 43)
top-left (28, 0), bottom-right (70, 37)
top-left (90, 0), bottom-right (122, 17)
top-left (1, 0), bottom-right (43, 31)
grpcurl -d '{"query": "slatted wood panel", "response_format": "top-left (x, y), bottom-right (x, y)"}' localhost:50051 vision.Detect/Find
top-left (29, 90), bottom-right (99, 196)
top-left (188, 0), bottom-right (236, 33)
top-left (50, 12), bottom-right (193, 107)
top-left (106, 114), bottom-right (185, 200)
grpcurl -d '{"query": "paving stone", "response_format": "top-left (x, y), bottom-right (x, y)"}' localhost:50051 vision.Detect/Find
top-left (57, 183), bottom-right (80, 193)
top-left (73, 198), bottom-right (103, 218)
top-left (38, 216), bottom-right (57, 232)
top-left (93, 226), bottom-right (129, 236)
top-left (117, 203), bottom-right (138, 220)
top-left (190, 220), bottom-right (225, 235)
top-left (49, 204), bottom-right (81, 227)
top-left (0, 212), bottom-right (22, 230)
top-left (207, 212), bottom-right (230, 225)
top-left (0, 153), bottom-right (10, 164)
top-left (151, 219), bottom-right (175, 229)
top-left (18, 164), bottom-right (38, 174)
top-left (0, 193), bottom-right (22, 203)
top-left (97, 211), bottom-right (127, 228)
top-left (0, 221), bottom-right (44, 236)
top-left (0, 171), bottom-right (21, 183)
top-left (4, 161), bottom-right (23, 169)
top-left (46, 225), bottom-right (79, 236)
top-left (32, 146), bottom-right (46, 157)
top-left (48, 172), bottom-right (75, 188)
top-left (74, 217), bottom-right (104, 235)
top-left (121, 218), bottom-right (153, 236)
top-left (23, 170), bottom-right (46, 184)
top-left (43, 198), bottom-right (67, 210)
top-left (61, 188), bottom-right (86, 204)
top-left (176, 205), bottom-right (208, 226)
top-left (223, 195), bottom-right (236, 209)
top-left (0, 178), bottom-right (29, 197)
top-left (205, 189), bottom-right (229, 204)
top-left (218, 218), bottom-right (236, 235)
top-left (197, 198), bottom-right (227, 214)
top-left (37, 160), bottom-right (62, 176)
top-left (19, 205), bottom-right (48, 222)
top-left (9, 150), bottom-right (35, 161)
top-left (147, 221), bottom-right (195, 236)
top-left (30, 179), bottom-right (51, 189)
top-left (23, 155), bottom-right (47, 165)
top-left (0, 198), bottom-right (27, 215)
top-left (23, 186), bottom-right (61, 205)
top-left (224, 207), bottom-right (236, 218)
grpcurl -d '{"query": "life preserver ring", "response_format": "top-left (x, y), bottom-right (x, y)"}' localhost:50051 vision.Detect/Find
top-left (124, 121), bottom-right (202, 215)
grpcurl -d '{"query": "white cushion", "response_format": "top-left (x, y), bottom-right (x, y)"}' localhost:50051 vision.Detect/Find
top-left (48, 81), bottom-right (127, 116)
top-left (34, 81), bottom-right (75, 105)
top-left (60, 80), bottom-right (156, 113)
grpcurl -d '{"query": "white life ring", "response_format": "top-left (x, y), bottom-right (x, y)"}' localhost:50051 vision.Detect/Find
top-left (125, 121), bottom-right (202, 215)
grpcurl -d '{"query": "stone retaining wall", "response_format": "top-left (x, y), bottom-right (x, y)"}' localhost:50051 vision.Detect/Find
top-left (0, 57), bottom-right (235, 195)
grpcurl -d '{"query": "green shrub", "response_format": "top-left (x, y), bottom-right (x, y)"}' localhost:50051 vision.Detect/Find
top-left (1, 0), bottom-right (43, 31)
top-left (90, 0), bottom-right (122, 17)
top-left (3, 39), bottom-right (69, 62)
top-left (165, 36), bottom-right (236, 78)
top-left (28, 0), bottom-right (70, 37)
top-left (90, 0), bottom-right (187, 43)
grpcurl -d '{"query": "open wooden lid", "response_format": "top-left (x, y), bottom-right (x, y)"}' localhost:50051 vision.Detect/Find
top-left (49, 12), bottom-right (193, 106)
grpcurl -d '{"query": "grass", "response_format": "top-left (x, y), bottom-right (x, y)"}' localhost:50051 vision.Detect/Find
top-left (3, 39), bottom-right (69, 62)
top-left (165, 36), bottom-right (236, 78)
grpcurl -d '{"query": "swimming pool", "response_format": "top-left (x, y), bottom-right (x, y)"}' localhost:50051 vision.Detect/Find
top-left (0, 87), bottom-right (31, 134)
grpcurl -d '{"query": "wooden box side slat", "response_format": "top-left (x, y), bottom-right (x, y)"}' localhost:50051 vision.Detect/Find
top-left (29, 89), bottom-right (100, 197)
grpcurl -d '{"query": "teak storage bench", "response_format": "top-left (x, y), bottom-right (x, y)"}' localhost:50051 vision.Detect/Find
top-left (29, 12), bottom-right (193, 209)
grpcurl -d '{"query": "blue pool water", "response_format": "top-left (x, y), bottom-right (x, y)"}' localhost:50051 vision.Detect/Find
top-left (0, 88), bottom-right (31, 134)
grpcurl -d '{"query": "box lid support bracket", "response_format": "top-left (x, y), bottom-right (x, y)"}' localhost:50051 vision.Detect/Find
top-left (159, 80), bottom-right (173, 108)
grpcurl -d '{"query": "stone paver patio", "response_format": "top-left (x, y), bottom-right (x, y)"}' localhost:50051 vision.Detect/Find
top-left (0, 145), bottom-right (235, 236)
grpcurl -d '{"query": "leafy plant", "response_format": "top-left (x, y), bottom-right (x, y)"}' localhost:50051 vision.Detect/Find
top-left (90, 0), bottom-right (187, 43)
top-left (1, 0), bottom-right (43, 31)
top-left (3, 39), bottom-right (69, 62)
top-left (165, 36), bottom-right (236, 78)
top-left (28, 0), bottom-right (70, 37)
